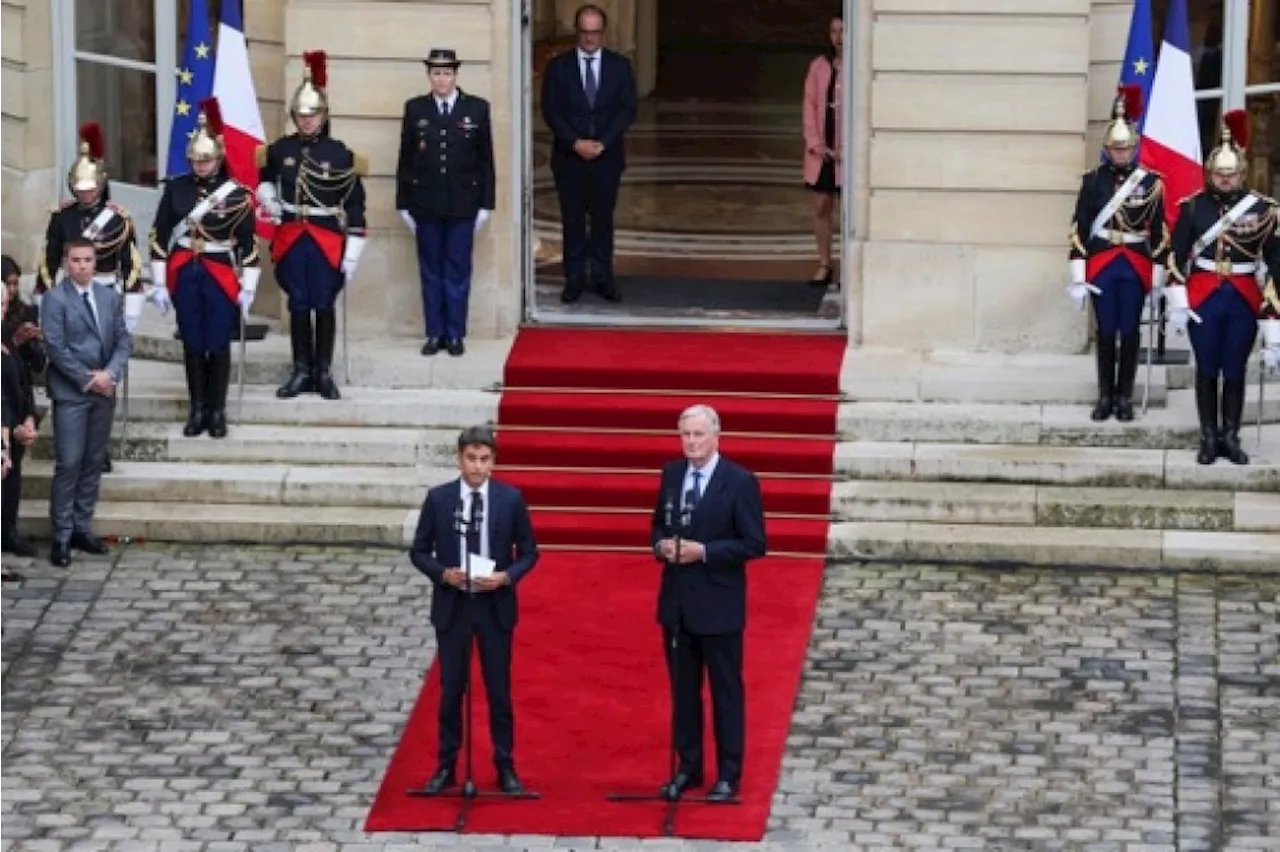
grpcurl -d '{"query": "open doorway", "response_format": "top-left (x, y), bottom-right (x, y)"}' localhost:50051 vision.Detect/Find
top-left (520, 0), bottom-right (850, 328)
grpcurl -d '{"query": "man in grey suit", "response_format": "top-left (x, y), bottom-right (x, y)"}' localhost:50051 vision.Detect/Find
top-left (42, 238), bottom-right (131, 567)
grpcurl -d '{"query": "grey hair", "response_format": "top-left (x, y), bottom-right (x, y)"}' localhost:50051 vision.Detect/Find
top-left (457, 425), bottom-right (497, 453)
top-left (678, 404), bottom-right (721, 434)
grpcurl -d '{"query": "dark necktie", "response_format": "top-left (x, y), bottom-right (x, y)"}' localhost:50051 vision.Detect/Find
top-left (440, 100), bottom-right (450, 117)
top-left (82, 292), bottom-right (96, 327)
top-left (688, 470), bottom-right (701, 511)
top-left (583, 56), bottom-right (598, 108)
top-left (468, 490), bottom-right (483, 554)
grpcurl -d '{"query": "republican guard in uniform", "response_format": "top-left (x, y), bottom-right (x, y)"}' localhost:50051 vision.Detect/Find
top-left (396, 48), bottom-right (495, 358)
top-left (1068, 85), bottom-right (1170, 422)
top-left (1166, 110), bottom-right (1280, 466)
top-left (38, 122), bottom-right (149, 472)
top-left (257, 50), bottom-right (367, 400)
top-left (149, 99), bottom-right (260, 440)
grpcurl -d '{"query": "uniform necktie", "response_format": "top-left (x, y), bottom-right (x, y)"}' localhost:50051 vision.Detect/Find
top-left (440, 100), bottom-right (450, 117)
top-left (583, 56), bottom-right (598, 108)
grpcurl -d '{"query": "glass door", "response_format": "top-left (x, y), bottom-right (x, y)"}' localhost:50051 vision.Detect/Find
top-left (518, 0), bottom-right (536, 321)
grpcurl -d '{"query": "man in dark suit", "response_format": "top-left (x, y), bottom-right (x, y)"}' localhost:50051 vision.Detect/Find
top-left (540, 4), bottom-right (638, 304)
top-left (651, 404), bottom-right (767, 802)
top-left (396, 48), bottom-right (496, 358)
top-left (410, 426), bottom-right (540, 795)
top-left (41, 238), bottom-right (132, 567)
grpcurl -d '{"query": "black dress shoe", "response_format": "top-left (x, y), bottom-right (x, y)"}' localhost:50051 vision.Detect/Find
top-left (447, 339), bottom-right (465, 357)
top-left (2, 533), bottom-right (37, 558)
top-left (50, 541), bottom-right (71, 567)
top-left (1113, 395), bottom-right (1135, 422)
top-left (497, 766), bottom-right (526, 794)
top-left (69, 532), bottom-right (110, 555)
top-left (421, 338), bottom-right (441, 356)
top-left (420, 765), bottom-right (456, 794)
top-left (705, 779), bottom-right (739, 802)
top-left (660, 771), bottom-right (703, 800)
top-left (103, 456), bottom-right (113, 473)
top-left (560, 287), bottom-right (582, 304)
top-left (596, 282), bottom-right (622, 302)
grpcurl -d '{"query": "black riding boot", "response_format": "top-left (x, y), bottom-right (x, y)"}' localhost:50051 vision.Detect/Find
top-left (277, 312), bottom-right (315, 398)
top-left (182, 348), bottom-right (207, 437)
top-left (1091, 335), bottom-right (1117, 421)
top-left (1218, 378), bottom-right (1249, 465)
top-left (1195, 375), bottom-right (1219, 465)
top-left (313, 309), bottom-right (341, 400)
top-left (205, 350), bottom-right (232, 439)
top-left (1114, 333), bottom-right (1141, 422)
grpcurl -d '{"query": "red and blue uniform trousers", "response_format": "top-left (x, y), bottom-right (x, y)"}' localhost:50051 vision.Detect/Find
top-left (1086, 247), bottom-right (1151, 338)
top-left (167, 250), bottom-right (239, 355)
top-left (413, 214), bottom-right (475, 341)
top-left (1186, 271), bottom-right (1260, 382)
top-left (270, 221), bottom-right (346, 313)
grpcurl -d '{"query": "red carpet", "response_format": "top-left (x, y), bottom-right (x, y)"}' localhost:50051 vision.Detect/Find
top-left (366, 328), bottom-right (845, 839)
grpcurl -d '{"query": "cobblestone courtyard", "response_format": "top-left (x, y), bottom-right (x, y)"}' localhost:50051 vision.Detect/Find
top-left (1, 545), bottom-right (1276, 851)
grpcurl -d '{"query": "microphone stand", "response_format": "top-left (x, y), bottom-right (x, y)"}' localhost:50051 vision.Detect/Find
top-left (605, 495), bottom-right (739, 836)
top-left (407, 498), bottom-right (540, 831)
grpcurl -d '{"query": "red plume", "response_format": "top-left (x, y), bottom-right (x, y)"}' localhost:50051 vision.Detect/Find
top-left (304, 50), bottom-right (328, 89)
top-left (1119, 84), bottom-right (1143, 122)
top-left (200, 97), bottom-right (225, 135)
top-left (79, 121), bottom-right (105, 159)
top-left (1223, 109), bottom-right (1249, 149)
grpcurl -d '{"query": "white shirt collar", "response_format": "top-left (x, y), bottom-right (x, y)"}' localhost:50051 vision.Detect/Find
top-left (577, 47), bottom-right (601, 62)
top-left (72, 279), bottom-right (94, 296)
top-left (436, 90), bottom-right (459, 111)
top-left (459, 477), bottom-right (490, 503)
top-left (686, 452), bottom-right (720, 483)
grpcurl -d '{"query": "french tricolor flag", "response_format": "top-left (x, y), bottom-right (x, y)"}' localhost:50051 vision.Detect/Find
top-left (1139, 0), bottom-right (1201, 227)
top-left (212, 0), bottom-right (273, 237)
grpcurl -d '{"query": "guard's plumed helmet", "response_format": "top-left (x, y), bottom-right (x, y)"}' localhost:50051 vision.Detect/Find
top-left (67, 122), bottom-right (108, 195)
top-left (1101, 84), bottom-right (1143, 150)
top-left (1206, 109), bottom-right (1249, 176)
top-left (290, 50), bottom-right (329, 119)
top-left (187, 98), bottom-right (226, 163)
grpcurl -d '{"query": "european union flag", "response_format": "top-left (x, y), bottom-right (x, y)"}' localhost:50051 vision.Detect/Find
top-left (1111, 0), bottom-right (1155, 157)
top-left (165, 0), bottom-right (216, 178)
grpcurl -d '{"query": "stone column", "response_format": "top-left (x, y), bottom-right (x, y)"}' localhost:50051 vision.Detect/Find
top-left (283, 0), bottom-right (520, 340)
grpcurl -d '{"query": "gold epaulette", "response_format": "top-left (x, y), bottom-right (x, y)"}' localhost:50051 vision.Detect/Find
top-left (353, 152), bottom-right (368, 176)
top-left (254, 144), bottom-right (268, 169)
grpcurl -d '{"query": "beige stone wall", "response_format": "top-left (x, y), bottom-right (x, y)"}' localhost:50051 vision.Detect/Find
top-left (283, 0), bottom-right (519, 339)
top-left (850, 0), bottom-right (1094, 353)
top-left (2, 0), bottom-right (56, 270)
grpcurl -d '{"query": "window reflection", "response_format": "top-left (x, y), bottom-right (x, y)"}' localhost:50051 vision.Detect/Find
top-left (75, 0), bottom-right (155, 63)
top-left (76, 60), bottom-right (159, 187)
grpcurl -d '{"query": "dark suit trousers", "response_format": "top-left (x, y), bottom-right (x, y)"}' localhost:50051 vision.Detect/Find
top-left (2, 442), bottom-right (25, 533)
top-left (551, 154), bottom-right (621, 289)
top-left (435, 597), bottom-right (516, 770)
top-left (414, 216), bottom-right (475, 341)
top-left (50, 395), bottom-right (114, 543)
top-left (663, 624), bottom-right (745, 784)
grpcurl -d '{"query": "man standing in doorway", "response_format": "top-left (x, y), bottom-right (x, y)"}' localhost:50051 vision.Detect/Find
top-left (540, 4), bottom-right (638, 304)
top-left (396, 48), bottom-right (496, 358)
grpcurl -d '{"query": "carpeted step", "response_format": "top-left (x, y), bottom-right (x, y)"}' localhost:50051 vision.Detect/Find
top-left (499, 468), bottom-right (833, 516)
top-left (496, 430), bottom-right (835, 475)
top-left (528, 509), bottom-right (830, 556)
top-left (498, 390), bottom-right (837, 434)
top-left (503, 327), bottom-right (846, 395)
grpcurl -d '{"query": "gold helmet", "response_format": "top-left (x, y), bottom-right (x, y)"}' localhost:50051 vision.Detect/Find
top-left (67, 122), bottom-right (108, 195)
top-left (290, 51), bottom-right (330, 119)
top-left (1206, 109), bottom-right (1248, 176)
top-left (1101, 84), bottom-right (1143, 150)
top-left (186, 98), bottom-right (225, 163)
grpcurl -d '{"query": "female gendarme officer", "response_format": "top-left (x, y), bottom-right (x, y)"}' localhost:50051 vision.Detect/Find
top-left (1166, 110), bottom-right (1280, 467)
top-left (149, 98), bottom-right (259, 440)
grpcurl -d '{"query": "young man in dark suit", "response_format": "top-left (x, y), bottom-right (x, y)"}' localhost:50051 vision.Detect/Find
top-left (539, 3), bottom-right (638, 304)
top-left (651, 404), bottom-right (767, 802)
top-left (410, 426), bottom-right (540, 794)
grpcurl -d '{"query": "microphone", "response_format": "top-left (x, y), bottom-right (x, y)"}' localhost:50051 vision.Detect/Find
top-left (680, 489), bottom-right (695, 528)
top-left (663, 496), bottom-right (674, 531)
top-left (471, 490), bottom-right (484, 523)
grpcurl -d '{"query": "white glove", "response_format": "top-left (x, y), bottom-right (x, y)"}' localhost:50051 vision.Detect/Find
top-left (1066, 283), bottom-right (1093, 313)
top-left (256, 182), bottom-right (283, 221)
top-left (474, 209), bottom-right (492, 234)
top-left (342, 235), bottom-right (366, 280)
top-left (1150, 265), bottom-right (1167, 304)
top-left (1263, 346), bottom-right (1280, 375)
top-left (399, 210), bottom-right (416, 235)
top-left (238, 266), bottom-right (260, 312)
top-left (1261, 318), bottom-right (1280, 348)
top-left (150, 260), bottom-right (166, 291)
top-left (123, 292), bottom-right (144, 334)
top-left (148, 285), bottom-right (171, 313)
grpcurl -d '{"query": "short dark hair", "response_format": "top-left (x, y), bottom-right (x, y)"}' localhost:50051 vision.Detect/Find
top-left (575, 3), bottom-right (607, 30)
top-left (63, 237), bottom-right (95, 257)
top-left (1, 255), bottom-right (19, 280)
top-left (457, 425), bottom-right (497, 454)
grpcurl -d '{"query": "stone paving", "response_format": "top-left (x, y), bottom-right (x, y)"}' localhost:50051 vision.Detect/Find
top-left (1, 544), bottom-right (1276, 852)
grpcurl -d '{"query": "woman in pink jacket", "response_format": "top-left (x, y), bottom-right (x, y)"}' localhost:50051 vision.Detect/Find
top-left (802, 14), bottom-right (844, 288)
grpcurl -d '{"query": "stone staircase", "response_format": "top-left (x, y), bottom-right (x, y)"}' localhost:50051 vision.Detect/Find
top-left (17, 322), bottom-right (1280, 570)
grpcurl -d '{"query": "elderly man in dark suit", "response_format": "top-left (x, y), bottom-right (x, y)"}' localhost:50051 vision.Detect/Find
top-left (540, 3), bottom-right (638, 304)
top-left (410, 425), bottom-right (540, 795)
top-left (41, 238), bottom-right (132, 567)
top-left (651, 404), bottom-right (767, 802)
